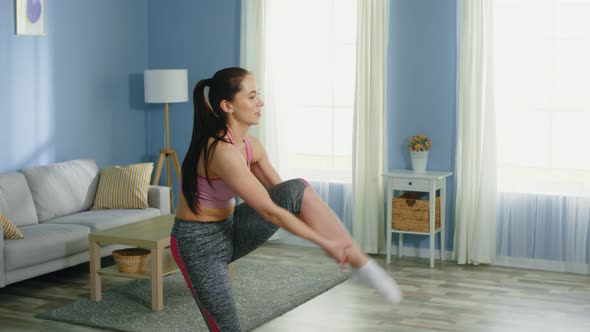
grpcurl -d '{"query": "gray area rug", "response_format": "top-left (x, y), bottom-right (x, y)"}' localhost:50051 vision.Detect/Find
top-left (38, 259), bottom-right (349, 332)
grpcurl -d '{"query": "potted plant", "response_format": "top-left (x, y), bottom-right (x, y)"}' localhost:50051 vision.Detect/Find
top-left (408, 134), bottom-right (431, 172)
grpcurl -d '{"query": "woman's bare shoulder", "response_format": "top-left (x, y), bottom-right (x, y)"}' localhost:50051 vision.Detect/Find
top-left (246, 134), bottom-right (267, 158)
top-left (209, 137), bottom-right (240, 159)
top-left (246, 134), bottom-right (262, 145)
top-left (206, 136), bottom-right (234, 150)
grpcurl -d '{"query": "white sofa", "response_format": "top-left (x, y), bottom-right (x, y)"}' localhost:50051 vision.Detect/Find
top-left (0, 159), bottom-right (170, 288)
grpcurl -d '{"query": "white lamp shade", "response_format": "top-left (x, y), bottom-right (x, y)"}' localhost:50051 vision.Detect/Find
top-left (144, 69), bottom-right (189, 103)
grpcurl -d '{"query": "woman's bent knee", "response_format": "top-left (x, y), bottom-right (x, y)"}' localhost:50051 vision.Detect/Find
top-left (268, 179), bottom-right (307, 214)
top-left (297, 178), bottom-right (310, 187)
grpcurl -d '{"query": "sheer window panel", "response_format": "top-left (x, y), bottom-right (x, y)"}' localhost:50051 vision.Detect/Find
top-left (286, 107), bottom-right (332, 156)
top-left (554, 0), bottom-right (590, 39)
top-left (553, 41), bottom-right (590, 108)
top-left (264, 0), bottom-right (356, 183)
top-left (290, 74), bottom-right (333, 107)
top-left (492, 0), bottom-right (590, 273)
top-left (494, 0), bottom-right (553, 40)
top-left (494, 64), bottom-right (552, 110)
top-left (494, 42), bottom-right (552, 109)
top-left (334, 107), bottom-right (353, 156)
top-left (333, 44), bottom-right (356, 107)
top-left (494, 0), bottom-right (590, 197)
top-left (551, 112), bottom-right (590, 170)
top-left (269, 0), bottom-right (332, 44)
top-left (270, 0), bottom-right (356, 45)
top-left (283, 106), bottom-right (352, 182)
top-left (496, 111), bottom-right (551, 169)
top-left (333, 0), bottom-right (357, 43)
top-left (250, 0), bottom-right (358, 241)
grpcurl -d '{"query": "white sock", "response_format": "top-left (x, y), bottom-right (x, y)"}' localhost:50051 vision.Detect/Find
top-left (352, 260), bottom-right (403, 304)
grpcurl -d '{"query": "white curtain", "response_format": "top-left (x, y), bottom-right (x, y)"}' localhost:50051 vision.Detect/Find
top-left (491, 0), bottom-right (590, 274)
top-left (352, 0), bottom-right (388, 254)
top-left (495, 193), bottom-right (590, 274)
top-left (316, 181), bottom-right (354, 233)
top-left (454, 0), bottom-right (497, 265)
top-left (240, 0), bottom-right (357, 243)
top-left (240, 0), bottom-right (280, 168)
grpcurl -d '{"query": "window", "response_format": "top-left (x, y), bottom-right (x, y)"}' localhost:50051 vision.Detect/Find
top-left (493, 0), bottom-right (590, 196)
top-left (265, 0), bottom-right (357, 182)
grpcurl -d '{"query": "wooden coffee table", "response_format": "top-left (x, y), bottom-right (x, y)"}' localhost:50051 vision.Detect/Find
top-left (89, 214), bottom-right (179, 311)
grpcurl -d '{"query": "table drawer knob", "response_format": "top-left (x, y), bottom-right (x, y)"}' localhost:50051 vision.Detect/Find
top-left (408, 181), bottom-right (412, 186)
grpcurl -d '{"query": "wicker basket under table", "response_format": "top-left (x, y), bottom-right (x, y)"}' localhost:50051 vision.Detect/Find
top-left (392, 193), bottom-right (440, 232)
top-left (112, 248), bottom-right (151, 273)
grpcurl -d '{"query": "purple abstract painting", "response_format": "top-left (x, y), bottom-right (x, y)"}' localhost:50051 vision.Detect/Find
top-left (26, 0), bottom-right (42, 23)
top-left (16, 0), bottom-right (45, 35)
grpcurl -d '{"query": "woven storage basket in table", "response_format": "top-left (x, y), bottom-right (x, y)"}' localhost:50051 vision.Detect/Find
top-left (112, 248), bottom-right (151, 273)
top-left (392, 192), bottom-right (440, 232)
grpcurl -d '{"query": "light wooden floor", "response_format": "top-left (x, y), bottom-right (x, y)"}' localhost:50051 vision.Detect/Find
top-left (0, 243), bottom-right (589, 332)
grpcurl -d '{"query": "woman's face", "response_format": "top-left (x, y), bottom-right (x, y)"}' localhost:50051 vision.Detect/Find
top-left (225, 74), bottom-right (264, 126)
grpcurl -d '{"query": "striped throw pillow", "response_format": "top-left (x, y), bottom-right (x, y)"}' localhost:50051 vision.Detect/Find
top-left (91, 163), bottom-right (154, 210)
top-left (1, 214), bottom-right (24, 240)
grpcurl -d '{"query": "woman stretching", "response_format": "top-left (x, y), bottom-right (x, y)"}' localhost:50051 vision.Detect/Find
top-left (170, 67), bottom-right (402, 332)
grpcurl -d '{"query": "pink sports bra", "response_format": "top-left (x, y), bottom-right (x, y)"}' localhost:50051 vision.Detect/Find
top-left (196, 130), bottom-right (253, 208)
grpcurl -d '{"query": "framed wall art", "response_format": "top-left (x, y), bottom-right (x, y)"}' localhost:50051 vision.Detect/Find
top-left (15, 0), bottom-right (46, 36)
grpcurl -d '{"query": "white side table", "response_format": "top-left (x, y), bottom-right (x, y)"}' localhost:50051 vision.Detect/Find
top-left (383, 170), bottom-right (452, 268)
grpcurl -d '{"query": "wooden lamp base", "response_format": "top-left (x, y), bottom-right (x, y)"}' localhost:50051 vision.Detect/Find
top-left (152, 149), bottom-right (181, 187)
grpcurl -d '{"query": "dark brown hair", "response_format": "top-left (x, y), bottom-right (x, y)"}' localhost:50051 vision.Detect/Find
top-left (181, 67), bottom-right (250, 214)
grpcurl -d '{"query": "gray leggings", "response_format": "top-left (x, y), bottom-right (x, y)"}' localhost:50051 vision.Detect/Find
top-left (170, 179), bottom-right (307, 332)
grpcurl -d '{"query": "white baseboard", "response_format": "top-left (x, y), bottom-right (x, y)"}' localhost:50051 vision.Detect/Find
top-left (381, 245), bottom-right (454, 261)
top-left (382, 247), bottom-right (590, 274)
top-left (267, 234), bottom-right (589, 274)
top-left (493, 256), bottom-right (590, 274)
top-left (270, 233), bottom-right (455, 260)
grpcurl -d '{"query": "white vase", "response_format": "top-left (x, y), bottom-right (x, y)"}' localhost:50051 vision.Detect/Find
top-left (410, 150), bottom-right (429, 173)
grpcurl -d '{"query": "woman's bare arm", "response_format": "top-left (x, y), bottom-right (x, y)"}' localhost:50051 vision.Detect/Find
top-left (211, 143), bottom-right (347, 263)
top-left (248, 135), bottom-right (282, 188)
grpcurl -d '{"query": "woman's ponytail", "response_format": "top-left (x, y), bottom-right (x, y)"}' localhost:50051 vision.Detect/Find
top-left (180, 68), bottom-right (250, 214)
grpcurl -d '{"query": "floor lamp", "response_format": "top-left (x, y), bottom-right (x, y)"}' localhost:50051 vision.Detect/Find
top-left (144, 69), bottom-right (188, 188)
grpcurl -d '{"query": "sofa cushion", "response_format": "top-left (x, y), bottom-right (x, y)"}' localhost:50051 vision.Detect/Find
top-left (92, 163), bottom-right (154, 210)
top-left (21, 159), bottom-right (100, 222)
top-left (4, 223), bottom-right (91, 271)
top-left (1, 214), bottom-right (24, 239)
top-left (0, 172), bottom-right (38, 226)
top-left (46, 208), bottom-right (160, 232)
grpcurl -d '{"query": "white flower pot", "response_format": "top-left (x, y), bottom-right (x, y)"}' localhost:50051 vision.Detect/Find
top-left (410, 150), bottom-right (429, 173)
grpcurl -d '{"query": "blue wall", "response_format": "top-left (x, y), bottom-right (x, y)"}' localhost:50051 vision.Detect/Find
top-left (0, 0), bottom-right (149, 172)
top-left (387, 0), bottom-right (457, 250)
top-left (146, 0), bottom-right (241, 200)
top-left (1, 0), bottom-right (456, 252)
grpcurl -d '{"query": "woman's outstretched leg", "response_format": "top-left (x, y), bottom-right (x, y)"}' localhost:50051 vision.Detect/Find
top-left (296, 179), bottom-right (403, 304)
top-left (296, 182), bottom-right (366, 268)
